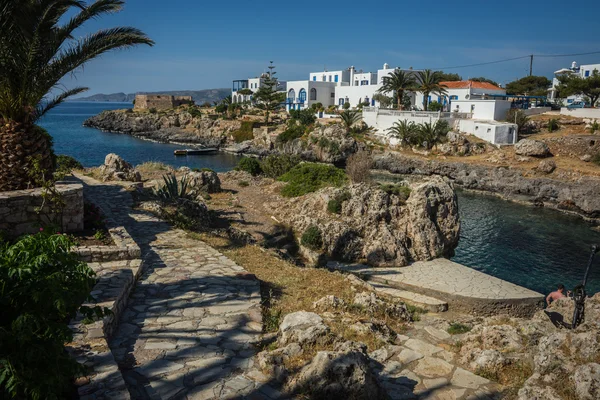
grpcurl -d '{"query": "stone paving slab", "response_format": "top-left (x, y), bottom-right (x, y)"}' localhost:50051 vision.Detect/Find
top-left (328, 258), bottom-right (545, 317)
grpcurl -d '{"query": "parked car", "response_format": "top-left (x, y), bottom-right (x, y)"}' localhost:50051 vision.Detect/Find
top-left (533, 101), bottom-right (561, 111)
top-left (567, 101), bottom-right (589, 109)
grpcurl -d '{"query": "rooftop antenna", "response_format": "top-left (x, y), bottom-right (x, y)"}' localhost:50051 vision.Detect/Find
top-left (268, 61), bottom-right (275, 78)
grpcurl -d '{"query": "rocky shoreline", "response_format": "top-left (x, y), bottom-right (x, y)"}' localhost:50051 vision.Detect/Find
top-left (374, 152), bottom-right (600, 223)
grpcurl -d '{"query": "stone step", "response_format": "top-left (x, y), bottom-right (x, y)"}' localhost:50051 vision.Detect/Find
top-left (370, 282), bottom-right (448, 313)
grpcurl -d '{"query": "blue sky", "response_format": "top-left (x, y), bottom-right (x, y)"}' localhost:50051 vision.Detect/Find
top-left (64, 0), bottom-right (600, 95)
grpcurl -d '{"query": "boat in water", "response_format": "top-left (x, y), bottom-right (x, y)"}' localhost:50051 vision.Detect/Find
top-left (174, 148), bottom-right (218, 155)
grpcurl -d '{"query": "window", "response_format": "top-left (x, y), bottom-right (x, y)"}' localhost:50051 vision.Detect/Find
top-left (299, 89), bottom-right (307, 103)
top-left (339, 98), bottom-right (345, 106)
top-left (328, 76), bottom-right (332, 82)
top-left (585, 70), bottom-right (590, 77)
top-left (450, 95), bottom-right (458, 100)
top-left (361, 80), bottom-right (369, 86)
top-left (322, 75), bottom-right (326, 82)
top-left (355, 81), bottom-right (359, 86)
top-left (371, 99), bottom-right (375, 106)
top-left (364, 97), bottom-right (369, 105)
top-left (313, 76), bottom-right (317, 81)
top-left (334, 75), bottom-right (339, 82)
top-left (331, 92), bottom-right (335, 98)
top-left (288, 89), bottom-right (296, 102)
top-left (310, 88), bottom-right (317, 101)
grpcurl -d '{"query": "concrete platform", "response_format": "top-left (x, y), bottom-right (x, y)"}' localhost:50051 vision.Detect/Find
top-left (369, 282), bottom-right (449, 313)
top-left (328, 258), bottom-right (545, 317)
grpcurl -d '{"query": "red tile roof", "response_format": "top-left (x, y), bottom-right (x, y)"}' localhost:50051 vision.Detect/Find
top-left (440, 80), bottom-right (503, 91)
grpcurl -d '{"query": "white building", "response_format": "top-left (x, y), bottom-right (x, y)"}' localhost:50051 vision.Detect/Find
top-left (285, 80), bottom-right (337, 111)
top-left (548, 61), bottom-right (600, 104)
top-left (231, 73), bottom-right (286, 104)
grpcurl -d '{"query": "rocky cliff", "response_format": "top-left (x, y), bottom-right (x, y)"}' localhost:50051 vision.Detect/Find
top-left (269, 177), bottom-right (460, 267)
top-left (374, 152), bottom-right (600, 221)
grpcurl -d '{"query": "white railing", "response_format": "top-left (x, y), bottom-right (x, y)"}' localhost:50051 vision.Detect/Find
top-left (363, 107), bottom-right (471, 119)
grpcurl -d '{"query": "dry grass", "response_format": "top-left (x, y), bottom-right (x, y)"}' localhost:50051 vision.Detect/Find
top-left (186, 231), bottom-right (411, 354)
top-left (136, 161), bottom-right (174, 181)
top-left (477, 359), bottom-right (535, 399)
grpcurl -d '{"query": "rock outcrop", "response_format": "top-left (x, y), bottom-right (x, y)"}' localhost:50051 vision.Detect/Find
top-left (515, 139), bottom-right (551, 157)
top-left (270, 177), bottom-right (460, 267)
top-left (98, 153), bottom-right (141, 182)
top-left (374, 152), bottom-right (600, 221)
top-left (438, 131), bottom-right (490, 157)
top-left (185, 169), bottom-right (221, 193)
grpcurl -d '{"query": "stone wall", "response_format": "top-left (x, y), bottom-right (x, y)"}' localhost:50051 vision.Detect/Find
top-left (134, 94), bottom-right (194, 110)
top-left (0, 183), bottom-right (83, 238)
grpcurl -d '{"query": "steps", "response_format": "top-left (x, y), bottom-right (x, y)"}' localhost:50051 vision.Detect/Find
top-left (370, 282), bottom-right (448, 313)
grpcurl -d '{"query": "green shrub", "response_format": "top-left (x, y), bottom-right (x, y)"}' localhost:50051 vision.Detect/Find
top-left (238, 180), bottom-right (249, 187)
top-left (447, 322), bottom-right (472, 335)
top-left (188, 106), bottom-right (202, 118)
top-left (301, 225), bottom-right (323, 250)
top-left (278, 163), bottom-right (347, 197)
top-left (232, 121), bottom-right (256, 143)
top-left (589, 121), bottom-right (600, 133)
top-left (260, 154), bottom-right (301, 179)
top-left (263, 308), bottom-right (282, 332)
top-left (149, 107), bottom-right (157, 114)
top-left (56, 154), bottom-right (83, 173)
top-left (236, 157), bottom-right (262, 176)
top-left (0, 231), bottom-right (99, 398)
top-left (380, 184), bottom-right (411, 202)
top-left (591, 152), bottom-right (600, 166)
top-left (277, 122), bottom-right (306, 144)
top-left (427, 101), bottom-right (444, 111)
top-left (547, 118), bottom-right (560, 132)
top-left (327, 191), bottom-right (351, 214)
top-left (289, 109), bottom-right (317, 126)
top-left (343, 101), bottom-right (351, 110)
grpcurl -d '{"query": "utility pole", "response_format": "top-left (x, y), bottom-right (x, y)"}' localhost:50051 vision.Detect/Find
top-left (529, 54), bottom-right (533, 76)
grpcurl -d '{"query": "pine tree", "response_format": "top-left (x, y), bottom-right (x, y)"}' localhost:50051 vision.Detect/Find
top-left (253, 62), bottom-right (286, 124)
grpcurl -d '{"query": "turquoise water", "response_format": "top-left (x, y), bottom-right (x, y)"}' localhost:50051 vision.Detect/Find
top-left (453, 190), bottom-right (600, 296)
top-left (38, 102), bottom-right (240, 170)
top-left (40, 102), bottom-right (600, 295)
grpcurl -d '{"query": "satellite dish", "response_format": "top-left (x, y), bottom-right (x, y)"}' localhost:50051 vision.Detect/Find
top-left (465, 94), bottom-right (470, 100)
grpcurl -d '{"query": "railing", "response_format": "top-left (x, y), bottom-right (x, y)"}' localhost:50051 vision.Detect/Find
top-left (363, 107), bottom-right (472, 119)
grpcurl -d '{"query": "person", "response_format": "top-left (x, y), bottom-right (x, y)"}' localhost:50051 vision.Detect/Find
top-left (546, 284), bottom-right (571, 305)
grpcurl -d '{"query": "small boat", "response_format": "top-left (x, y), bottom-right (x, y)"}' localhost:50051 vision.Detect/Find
top-left (173, 148), bottom-right (218, 156)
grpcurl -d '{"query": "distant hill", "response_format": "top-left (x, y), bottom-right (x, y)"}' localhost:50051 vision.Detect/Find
top-left (72, 89), bottom-right (231, 104)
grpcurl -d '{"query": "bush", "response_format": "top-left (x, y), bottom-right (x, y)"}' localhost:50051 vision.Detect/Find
top-left (278, 163), bottom-right (347, 197)
top-left (343, 101), bottom-right (351, 110)
top-left (56, 154), bottom-right (83, 173)
top-left (188, 106), bottom-right (202, 118)
top-left (506, 109), bottom-right (530, 134)
top-left (238, 180), bottom-right (249, 187)
top-left (380, 184), bottom-right (411, 202)
top-left (547, 118), bottom-right (560, 132)
top-left (0, 231), bottom-right (98, 398)
top-left (277, 122), bottom-right (306, 144)
top-left (591, 152), bottom-right (600, 166)
top-left (346, 150), bottom-right (373, 183)
top-left (149, 107), bottom-right (157, 114)
top-left (236, 157), bottom-right (262, 176)
top-left (428, 101), bottom-right (443, 111)
top-left (327, 191), bottom-right (351, 214)
top-left (589, 121), bottom-right (600, 133)
top-left (447, 322), bottom-right (472, 335)
top-left (153, 174), bottom-right (195, 200)
top-left (301, 225), bottom-right (323, 250)
top-left (289, 109), bottom-right (317, 126)
top-left (260, 154), bottom-right (301, 179)
top-left (232, 121), bottom-right (256, 143)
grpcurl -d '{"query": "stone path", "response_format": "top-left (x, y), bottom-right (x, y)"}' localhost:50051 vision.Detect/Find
top-left (80, 176), bottom-right (282, 399)
top-left (329, 258), bottom-right (544, 317)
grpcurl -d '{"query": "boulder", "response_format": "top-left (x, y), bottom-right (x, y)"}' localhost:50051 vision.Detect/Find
top-left (270, 177), bottom-right (460, 267)
top-left (185, 170), bottom-right (221, 193)
top-left (313, 295), bottom-right (346, 311)
top-left (352, 292), bottom-right (411, 321)
top-left (98, 153), bottom-right (141, 182)
top-left (515, 139), bottom-right (551, 157)
top-left (480, 325), bottom-right (523, 353)
top-left (517, 385), bottom-right (562, 400)
top-left (290, 341), bottom-right (387, 400)
top-left (581, 154), bottom-right (593, 162)
top-left (278, 311), bottom-right (330, 347)
top-left (572, 363), bottom-right (600, 400)
top-left (537, 159), bottom-right (556, 174)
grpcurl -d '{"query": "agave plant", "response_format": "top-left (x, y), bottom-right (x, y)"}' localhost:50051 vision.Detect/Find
top-left (154, 174), bottom-right (196, 201)
top-left (0, 0), bottom-right (153, 191)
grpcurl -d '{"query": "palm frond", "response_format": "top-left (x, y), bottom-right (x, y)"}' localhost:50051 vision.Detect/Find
top-left (36, 86), bottom-right (89, 119)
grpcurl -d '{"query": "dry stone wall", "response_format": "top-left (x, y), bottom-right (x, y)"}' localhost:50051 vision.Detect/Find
top-left (134, 94), bottom-right (193, 110)
top-left (0, 183), bottom-right (83, 238)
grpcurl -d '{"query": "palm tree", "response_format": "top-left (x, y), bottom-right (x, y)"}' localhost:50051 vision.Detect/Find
top-left (377, 69), bottom-right (416, 110)
top-left (339, 109), bottom-right (362, 133)
top-left (0, 0), bottom-right (154, 191)
top-left (417, 120), bottom-right (451, 149)
top-left (415, 70), bottom-right (448, 111)
top-left (387, 120), bottom-right (417, 146)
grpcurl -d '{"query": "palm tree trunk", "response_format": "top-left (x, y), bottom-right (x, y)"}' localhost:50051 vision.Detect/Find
top-left (0, 121), bottom-right (55, 191)
top-left (398, 90), bottom-right (403, 110)
top-left (423, 91), bottom-right (429, 111)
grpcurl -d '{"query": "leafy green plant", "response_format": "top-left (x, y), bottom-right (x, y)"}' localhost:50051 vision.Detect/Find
top-left (289, 109), bottom-right (317, 126)
top-left (589, 121), bottom-right (600, 133)
top-left (0, 231), bottom-right (100, 399)
top-left (327, 191), bottom-right (351, 214)
top-left (236, 157), bottom-right (262, 176)
top-left (56, 155), bottom-right (83, 173)
top-left (447, 322), bottom-right (472, 335)
top-left (343, 101), bottom-right (351, 110)
top-left (232, 121), bottom-right (256, 143)
top-left (547, 118), bottom-right (560, 132)
top-left (149, 107), bottom-right (157, 114)
top-left (278, 163), bottom-right (347, 197)
top-left (387, 120), bottom-right (419, 146)
top-left (187, 106), bottom-right (202, 118)
top-left (277, 122), bottom-right (306, 144)
top-left (93, 230), bottom-right (106, 242)
top-left (339, 109), bottom-right (362, 133)
top-left (380, 184), bottom-right (411, 202)
top-left (591, 152), bottom-right (600, 166)
top-left (506, 109), bottom-right (531, 134)
top-left (301, 225), bottom-right (323, 250)
top-left (405, 304), bottom-right (427, 321)
top-left (263, 308), bottom-right (282, 332)
top-left (260, 154), bottom-right (301, 179)
top-left (238, 180), bottom-right (249, 187)
top-left (153, 174), bottom-right (195, 201)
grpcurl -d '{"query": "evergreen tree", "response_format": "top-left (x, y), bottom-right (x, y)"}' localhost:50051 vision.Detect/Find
top-left (558, 70), bottom-right (600, 107)
top-left (253, 62), bottom-right (286, 124)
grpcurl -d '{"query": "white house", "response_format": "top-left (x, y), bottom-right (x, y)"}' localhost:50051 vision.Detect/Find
top-left (231, 73), bottom-right (286, 104)
top-left (548, 61), bottom-right (600, 104)
top-left (285, 80), bottom-right (337, 111)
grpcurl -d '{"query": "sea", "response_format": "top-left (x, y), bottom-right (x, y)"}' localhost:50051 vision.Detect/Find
top-left (39, 102), bottom-right (600, 295)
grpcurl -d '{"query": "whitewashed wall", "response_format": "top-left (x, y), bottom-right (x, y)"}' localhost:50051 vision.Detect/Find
top-left (363, 109), bottom-right (442, 134)
top-left (458, 120), bottom-right (517, 144)
top-left (560, 108), bottom-right (600, 119)
top-left (451, 100), bottom-right (511, 121)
